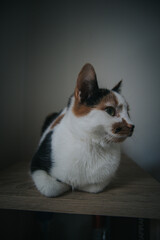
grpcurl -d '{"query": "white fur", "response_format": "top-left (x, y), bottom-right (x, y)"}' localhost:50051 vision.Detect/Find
top-left (32, 170), bottom-right (70, 197)
top-left (113, 91), bottom-right (133, 127)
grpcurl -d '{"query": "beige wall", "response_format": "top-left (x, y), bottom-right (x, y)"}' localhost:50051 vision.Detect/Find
top-left (1, 1), bottom-right (160, 180)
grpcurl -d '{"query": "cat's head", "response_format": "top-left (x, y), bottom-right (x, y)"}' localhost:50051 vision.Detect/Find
top-left (70, 63), bottom-right (134, 143)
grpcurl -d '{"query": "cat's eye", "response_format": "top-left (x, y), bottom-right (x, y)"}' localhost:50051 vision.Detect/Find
top-left (105, 106), bottom-right (116, 117)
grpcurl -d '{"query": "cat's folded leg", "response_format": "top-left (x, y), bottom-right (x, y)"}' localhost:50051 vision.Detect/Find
top-left (31, 170), bottom-right (70, 197)
top-left (77, 180), bottom-right (111, 194)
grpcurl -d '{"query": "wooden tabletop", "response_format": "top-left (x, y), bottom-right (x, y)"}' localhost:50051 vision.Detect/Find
top-left (0, 155), bottom-right (160, 219)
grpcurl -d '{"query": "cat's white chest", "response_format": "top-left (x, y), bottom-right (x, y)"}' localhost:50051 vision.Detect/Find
top-left (51, 126), bottom-right (121, 188)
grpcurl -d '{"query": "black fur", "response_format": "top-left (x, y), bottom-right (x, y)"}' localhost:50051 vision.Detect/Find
top-left (30, 131), bottom-right (53, 173)
top-left (112, 80), bottom-right (122, 93)
top-left (41, 112), bottom-right (60, 135)
top-left (84, 88), bottom-right (110, 107)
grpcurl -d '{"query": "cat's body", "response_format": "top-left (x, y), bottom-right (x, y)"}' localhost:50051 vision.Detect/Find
top-left (31, 64), bottom-right (134, 197)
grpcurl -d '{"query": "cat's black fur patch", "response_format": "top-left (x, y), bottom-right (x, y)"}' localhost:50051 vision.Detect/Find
top-left (84, 88), bottom-right (110, 106)
top-left (31, 131), bottom-right (53, 173)
top-left (41, 112), bottom-right (60, 135)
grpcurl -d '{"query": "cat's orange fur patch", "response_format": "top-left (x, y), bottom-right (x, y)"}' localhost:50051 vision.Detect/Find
top-left (72, 88), bottom-right (92, 117)
top-left (112, 118), bottom-right (131, 135)
top-left (50, 114), bottom-right (65, 129)
top-left (72, 98), bottom-right (93, 117)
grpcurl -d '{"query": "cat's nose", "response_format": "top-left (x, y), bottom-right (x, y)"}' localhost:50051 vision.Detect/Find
top-left (129, 124), bottom-right (135, 132)
top-left (128, 124), bottom-right (135, 136)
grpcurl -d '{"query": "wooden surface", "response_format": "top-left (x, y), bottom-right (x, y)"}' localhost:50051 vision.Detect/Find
top-left (0, 155), bottom-right (160, 219)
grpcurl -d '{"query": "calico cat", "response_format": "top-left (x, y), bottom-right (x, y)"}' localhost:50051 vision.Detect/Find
top-left (30, 63), bottom-right (134, 197)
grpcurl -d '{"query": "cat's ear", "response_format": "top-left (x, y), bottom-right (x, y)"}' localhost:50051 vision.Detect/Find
top-left (112, 80), bottom-right (122, 93)
top-left (75, 63), bottom-right (99, 103)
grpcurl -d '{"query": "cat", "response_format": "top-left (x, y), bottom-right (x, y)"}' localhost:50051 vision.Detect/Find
top-left (30, 63), bottom-right (134, 197)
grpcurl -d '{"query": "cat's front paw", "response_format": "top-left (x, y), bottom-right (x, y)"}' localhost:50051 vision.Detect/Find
top-left (77, 181), bottom-right (110, 194)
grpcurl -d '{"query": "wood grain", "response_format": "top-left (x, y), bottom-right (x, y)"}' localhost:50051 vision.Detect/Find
top-left (0, 155), bottom-right (160, 219)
